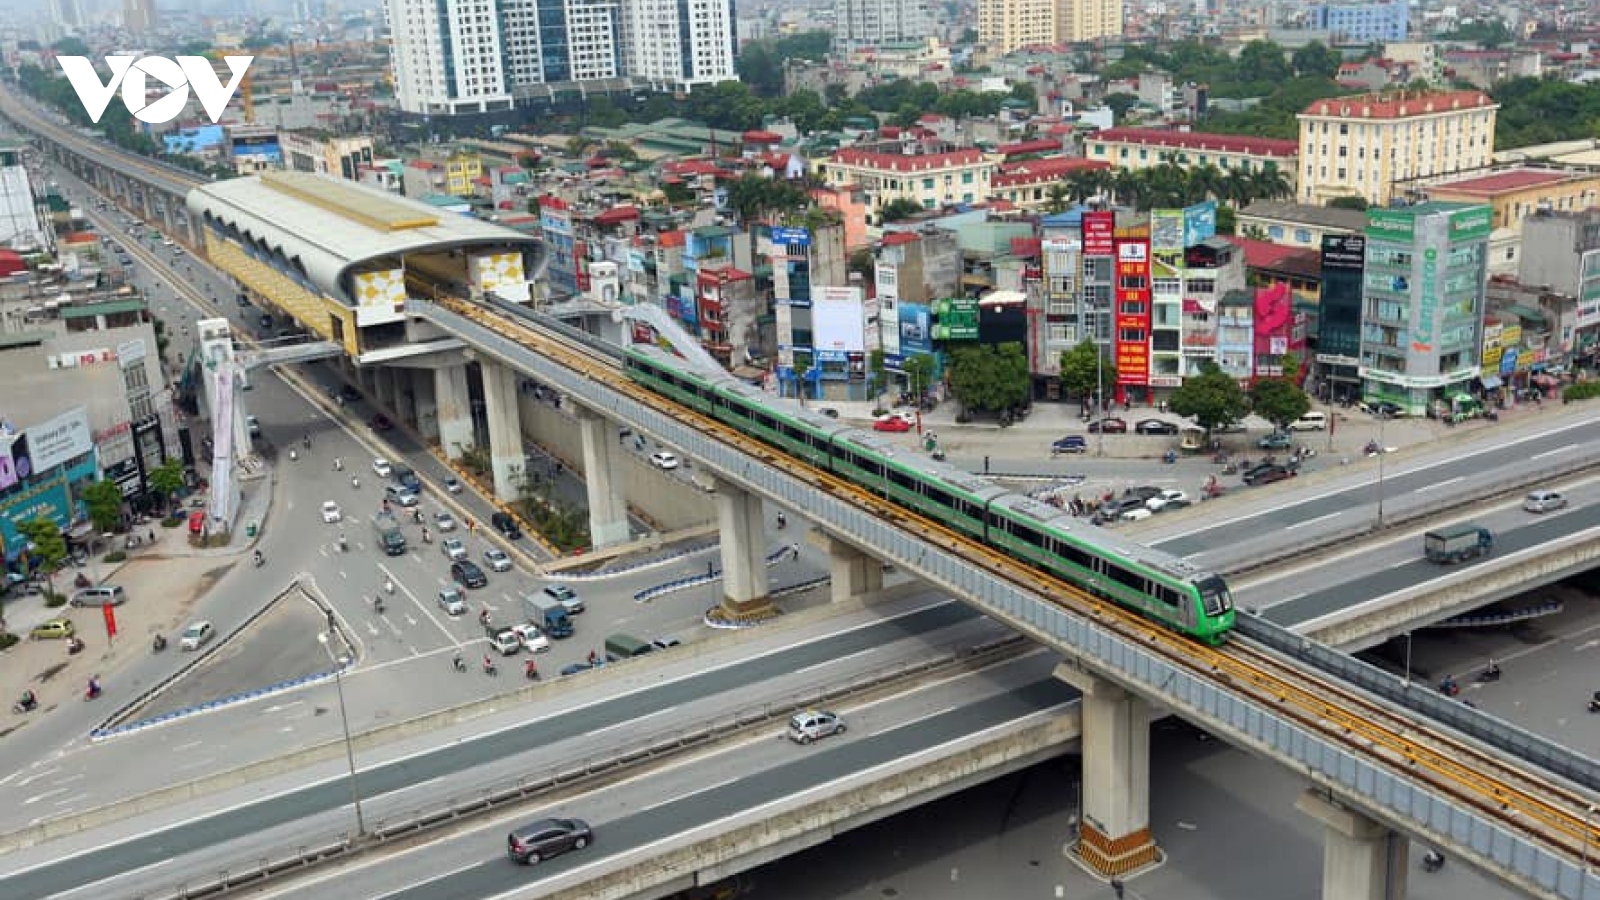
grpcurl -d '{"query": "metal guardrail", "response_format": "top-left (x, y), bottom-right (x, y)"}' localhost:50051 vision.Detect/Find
top-left (135, 635), bottom-right (1029, 900)
top-left (414, 297), bottom-right (1600, 899)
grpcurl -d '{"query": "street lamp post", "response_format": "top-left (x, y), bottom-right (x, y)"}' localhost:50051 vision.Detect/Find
top-left (1374, 413), bottom-right (1387, 528)
top-left (318, 628), bottom-right (365, 838)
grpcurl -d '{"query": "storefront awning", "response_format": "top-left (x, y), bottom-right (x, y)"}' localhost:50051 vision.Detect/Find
top-left (1480, 375), bottom-right (1502, 390)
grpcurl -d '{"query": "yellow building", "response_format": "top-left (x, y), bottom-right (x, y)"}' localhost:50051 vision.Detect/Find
top-left (1296, 89), bottom-right (1498, 207)
top-left (978, 0), bottom-right (1056, 54)
top-left (1085, 128), bottom-right (1299, 186)
top-left (813, 147), bottom-right (999, 220)
top-left (1424, 167), bottom-right (1600, 274)
top-left (1057, 0), bottom-right (1122, 43)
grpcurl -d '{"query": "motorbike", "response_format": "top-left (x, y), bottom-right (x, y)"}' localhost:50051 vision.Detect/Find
top-left (152, 634), bottom-right (167, 653)
top-left (482, 658), bottom-right (498, 677)
top-left (67, 637), bottom-right (85, 655)
top-left (1587, 697), bottom-right (1600, 714)
top-left (1163, 450), bottom-right (1177, 465)
top-left (374, 597), bottom-right (385, 615)
top-left (383, 578), bottom-right (394, 595)
top-left (524, 661), bottom-right (540, 681)
top-left (421, 529), bottom-right (432, 544)
top-left (452, 654), bottom-right (466, 673)
top-left (123, 534), bottom-right (142, 549)
top-left (74, 572), bottom-right (92, 589)
top-left (1476, 663), bottom-right (1502, 683)
top-left (84, 681), bottom-right (102, 701)
top-left (253, 552), bottom-right (265, 568)
top-left (350, 476), bottom-right (360, 490)
top-left (1438, 676), bottom-right (1460, 697)
top-left (1221, 462), bottom-right (1238, 475)
top-left (13, 693), bottom-right (37, 714)
top-left (1422, 850), bottom-right (1445, 873)
top-left (289, 448), bottom-right (298, 462)
top-left (338, 536), bottom-right (349, 553)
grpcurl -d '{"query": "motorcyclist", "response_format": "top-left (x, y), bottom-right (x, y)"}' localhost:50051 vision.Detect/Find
top-left (482, 654), bottom-right (496, 674)
top-left (86, 677), bottom-right (101, 699)
top-left (776, 512), bottom-right (787, 529)
top-left (334, 457), bottom-right (343, 471)
top-left (338, 533), bottom-right (348, 552)
top-left (478, 607), bottom-right (491, 627)
top-left (18, 690), bottom-right (36, 710)
top-left (350, 475), bottom-right (360, 489)
top-left (253, 549), bottom-right (264, 566)
top-left (421, 526), bottom-right (431, 544)
top-left (452, 652), bottom-right (465, 672)
top-left (374, 596), bottom-right (385, 614)
top-left (152, 633), bottom-right (167, 652)
top-left (524, 658), bottom-right (539, 679)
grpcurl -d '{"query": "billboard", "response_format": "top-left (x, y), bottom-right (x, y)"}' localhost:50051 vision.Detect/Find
top-left (899, 303), bottom-right (932, 357)
top-left (770, 226), bottom-right (811, 247)
top-left (1150, 209), bottom-right (1183, 252)
top-left (1184, 200), bottom-right (1218, 248)
top-left (26, 408), bottom-right (91, 473)
top-left (934, 296), bottom-right (979, 341)
top-left (1320, 234), bottom-right (1366, 271)
top-left (1083, 211), bottom-right (1115, 256)
top-left (1448, 205), bottom-right (1493, 243)
top-left (1366, 209), bottom-right (1415, 242)
top-left (471, 251), bottom-right (529, 304)
top-left (352, 269), bottom-right (406, 326)
top-left (1114, 237), bottom-right (1151, 386)
top-left (812, 286), bottom-right (865, 360)
top-left (1413, 246), bottom-right (1438, 353)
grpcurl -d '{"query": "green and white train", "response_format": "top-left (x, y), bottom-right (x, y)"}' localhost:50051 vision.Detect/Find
top-left (623, 344), bottom-right (1235, 645)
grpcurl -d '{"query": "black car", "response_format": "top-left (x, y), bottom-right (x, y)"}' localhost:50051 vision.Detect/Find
top-left (507, 817), bottom-right (592, 865)
top-left (1243, 464), bottom-right (1296, 486)
top-left (451, 560), bottom-right (488, 588)
top-left (1092, 497), bottom-right (1147, 523)
top-left (1134, 419), bottom-right (1180, 435)
top-left (491, 511), bottom-right (523, 540)
top-left (338, 385), bottom-right (362, 402)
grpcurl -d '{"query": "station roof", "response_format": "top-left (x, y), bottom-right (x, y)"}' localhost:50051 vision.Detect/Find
top-left (185, 172), bottom-right (544, 303)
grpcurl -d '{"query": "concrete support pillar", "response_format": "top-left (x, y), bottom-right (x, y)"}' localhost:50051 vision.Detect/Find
top-left (715, 477), bottom-right (773, 618)
top-left (160, 200), bottom-right (174, 234)
top-left (1055, 665), bottom-right (1159, 878)
top-left (1296, 791), bottom-right (1408, 900)
top-left (820, 532), bottom-right (882, 603)
top-left (392, 368), bottom-right (418, 429)
top-left (434, 364), bottom-right (473, 460)
top-left (372, 365), bottom-right (395, 409)
top-left (479, 359), bottom-right (524, 503)
top-left (576, 408), bottom-right (630, 549)
top-left (187, 216), bottom-right (201, 249)
top-left (414, 369), bottom-right (440, 443)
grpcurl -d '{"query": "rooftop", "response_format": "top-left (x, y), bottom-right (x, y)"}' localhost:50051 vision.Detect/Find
top-left (1427, 167), bottom-right (1586, 196)
top-left (1238, 200), bottom-right (1368, 232)
top-left (1086, 128), bottom-right (1299, 158)
top-left (1301, 89), bottom-right (1496, 120)
top-left (828, 148), bottom-right (990, 173)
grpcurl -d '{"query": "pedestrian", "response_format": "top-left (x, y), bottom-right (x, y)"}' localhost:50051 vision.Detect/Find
top-left (790, 543), bottom-right (800, 562)
top-left (983, 456), bottom-right (990, 474)
top-left (148, 529), bottom-right (155, 544)
top-left (707, 561), bottom-right (714, 578)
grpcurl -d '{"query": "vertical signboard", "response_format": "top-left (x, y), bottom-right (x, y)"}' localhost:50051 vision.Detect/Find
top-left (1413, 246), bottom-right (1438, 354)
top-left (1318, 234), bottom-right (1365, 361)
top-left (1082, 211), bottom-right (1115, 257)
top-left (1114, 237), bottom-right (1151, 386)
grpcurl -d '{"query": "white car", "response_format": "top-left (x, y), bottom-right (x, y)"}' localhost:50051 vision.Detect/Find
top-left (321, 501), bottom-right (343, 523)
top-left (483, 547), bottom-right (513, 572)
top-left (441, 537), bottom-right (468, 561)
top-left (372, 458), bottom-right (392, 478)
top-left (1145, 489), bottom-right (1189, 512)
top-left (1119, 506), bottom-right (1153, 522)
top-left (434, 511), bottom-right (457, 532)
top-left (511, 622), bottom-right (550, 653)
top-left (650, 451), bottom-right (680, 470)
top-left (179, 620), bottom-right (214, 651)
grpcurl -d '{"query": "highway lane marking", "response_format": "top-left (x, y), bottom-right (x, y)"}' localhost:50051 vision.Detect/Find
top-left (797, 647), bottom-right (876, 675)
top-left (23, 788), bottom-right (67, 804)
top-left (1532, 444), bottom-right (1578, 460)
top-left (264, 700), bottom-right (306, 714)
top-left (175, 757), bottom-right (215, 772)
top-left (51, 772), bottom-right (86, 785)
top-left (52, 792), bottom-right (88, 807)
top-left (11, 767), bottom-right (61, 789)
top-left (1285, 512), bottom-right (1342, 530)
top-left (589, 707), bottom-right (680, 737)
top-left (378, 560), bottom-right (457, 640)
top-left (1157, 417), bottom-right (1600, 541)
top-left (636, 775), bottom-right (741, 814)
top-left (1412, 476), bottom-right (1463, 492)
top-left (1293, 522), bottom-right (1600, 633)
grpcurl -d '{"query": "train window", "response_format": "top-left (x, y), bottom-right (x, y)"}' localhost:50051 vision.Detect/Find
top-left (1154, 584), bottom-right (1180, 607)
top-left (954, 498), bottom-right (982, 520)
top-left (924, 484), bottom-right (953, 509)
top-left (886, 468), bottom-right (914, 489)
top-left (1105, 563), bottom-right (1144, 593)
top-left (1009, 520), bottom-right (1042, 546)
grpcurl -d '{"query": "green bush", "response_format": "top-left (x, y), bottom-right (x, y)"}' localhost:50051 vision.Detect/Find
top-left (103, 550), bottom-right (127, 563)
top-left (0, 632), bottom-right (18, 650)
top-left (1562, 382), bottom-right (1600, 402)
top-left (44, 591), bottom-right (67, 607)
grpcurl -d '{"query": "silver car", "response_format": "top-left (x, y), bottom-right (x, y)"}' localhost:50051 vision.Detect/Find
top-left (437, 586), bottom-right (467, 616)
top-left (434, 511), bottom-right (457, 532)
top-left (1523, 489), bottom-right (1566, 513)
top-left (788, 709), bottom-right (845, 744)
top-left (484, 547), bottom-right (513, 572)
top-left (441, 537), bottom-right (468, 561)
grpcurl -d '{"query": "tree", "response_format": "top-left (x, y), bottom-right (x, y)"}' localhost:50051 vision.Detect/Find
top-left (1328, 195), bottom-right (1370, 211)
top-left (793, 354), bottom-right (813, 405)
top-left (1103, 92), bottom-right (1141, 122)
top-left (1249, 377), bottom-right (1311, 432)
top-left (1290, 41), bottom-right (1342, 79)
top-left (879, 198), bottom-right (925, 223)
top-left (947, 343), bottom-right (1030, 413)
top-left (1059, 339), bottom-right (1113, 401)
top-left (869, 348), bottom-right (889, 407)
top-left (80, 479), bottom-right (124, 536)
top-left (1250, 164), bottom-right (1293, 202)
top-left (51, 37), bottom-right (90, 56)
top-left (148, 458), bottom-right (185, 514)
top-left (1044, 183), bottom-right (1071, 213)
top-left (17, 518), bottom-right (67, 599)
top-left (902, 353), bottom-right (938, 402)
top-left (1167, 362), bottom-right (1250, 433)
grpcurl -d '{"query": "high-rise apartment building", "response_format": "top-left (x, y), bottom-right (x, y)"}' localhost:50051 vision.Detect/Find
top-left (977, 0), bottom-right (1055, 54)
top-left (619, 0), bottom-right (734, 91)
top-left (832, 0), bottom-right (932, 53)
top-left (1308, 1), bottom-right (1408, 43)
top-left (123, 0), bottom-right (156, 32)
top-left (50, 0), bottom-right (83, 28)
top-left (389, 0), bottom-right (726, 114)
top-left (1359, 202), bottom-right (1492, 413)
top-left (1057, 0), bottom-right (1122, 43)
top-left (1296, 89), bottom-right (1498, 208)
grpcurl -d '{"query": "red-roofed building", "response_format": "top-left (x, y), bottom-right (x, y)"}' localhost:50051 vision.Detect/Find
top-left (1425, 167), bottom-right (1600, 273)
top-left (998, 138), bottom-right (1064, 159)
top-left (990, 157), bottom-right (1111, 209)
top-left (814, 147), bottom-right (999, 220)
top-left (1084, 128), bottom-right (1299, 191)
top-left (1296, 89), bottom-right (1499, 206)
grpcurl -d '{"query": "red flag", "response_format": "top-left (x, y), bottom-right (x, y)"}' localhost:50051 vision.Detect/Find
top-left (101, 603), bottom-right (118, 640)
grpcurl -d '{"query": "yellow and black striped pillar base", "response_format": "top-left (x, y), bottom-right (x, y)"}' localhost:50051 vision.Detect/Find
top-left (1076, 821), bottom-right (1160, 877)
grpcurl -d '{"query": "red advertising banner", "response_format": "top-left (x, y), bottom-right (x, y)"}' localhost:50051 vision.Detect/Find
top-left (1113, 237), bottom-right (1151, 386)
top-left (1083, 211), bottom-right (1115, 257)
top-left (101, 603), bottom-right (118, 640)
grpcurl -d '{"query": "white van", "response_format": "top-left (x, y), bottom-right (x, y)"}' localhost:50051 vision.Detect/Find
top-left (1288, 411), bottom-right (1328, 431)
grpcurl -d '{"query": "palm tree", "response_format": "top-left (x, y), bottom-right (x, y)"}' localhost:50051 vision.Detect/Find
top-left (1222, 169), bottom-right (1256, 207)
top-left (1065, 169), bottom-right (1100, 204)
top-left (1250, 164), bottom-right (1292, 202)
top-left (1112, 169), bottom-right (1143, 207)
top-left (1044, 182), bottom-right (1071, 213)
top-left (1187, 164), bottom-right (1226, 203)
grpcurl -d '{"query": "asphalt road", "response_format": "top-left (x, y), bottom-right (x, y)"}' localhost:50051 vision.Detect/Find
top-left (1, 600), bottom-right (990, 898)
